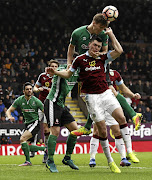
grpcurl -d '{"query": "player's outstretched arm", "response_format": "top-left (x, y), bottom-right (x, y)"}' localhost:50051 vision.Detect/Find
top-left (67, 44), bottom-right (75, 65)
top-left (106, 27), bottom-right (123, 59)
top-left (118, 83), bottom-right (141, 99)
top-left (46, 67), bottom-right (73, 79)
top-left (6, 105), bottom-right (16, 122)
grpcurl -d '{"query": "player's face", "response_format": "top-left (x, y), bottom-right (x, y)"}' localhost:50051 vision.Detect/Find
top-left (89, 40), bottom-right (102, 53)
top-left (23, 85), bottom-right (33, 97)
top-left (49, 63), bottom-right (58, 70)
top-left (93, 22), bottom-right (106, 34)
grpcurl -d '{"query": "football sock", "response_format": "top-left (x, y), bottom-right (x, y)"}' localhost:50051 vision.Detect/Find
top-left (100, 138), bottom-right (113, 163)
top-left (65, 134), bottom-right (77, 158)
top-left (84, 114), bottom-right (93, 130)
top-left (21, 142), bottom-right (30, 162)
top-left (115, 137), bottom-right (126, 159)
top-left (90, 136), bottom-right (99, 159)
top-left (120, 125), bottom-right (132, 154)
top-left (44, 132), bottom-right (49, 147)
top-left (47, 135), bottom-right (57, 161)
top-left (116, 93), bottom-right (136, 118)
top-left (29, 145), bottom-right (46, 152)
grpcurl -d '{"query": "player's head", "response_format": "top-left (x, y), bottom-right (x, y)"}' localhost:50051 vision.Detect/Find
top-left (92, 13), bottom-right (109, 34)
top-left (89, 35), bottom-right (102, 54)
top-left (48, 59), bottom-right (59, 70)
top-left (23, 82), bottom-right (33, 97)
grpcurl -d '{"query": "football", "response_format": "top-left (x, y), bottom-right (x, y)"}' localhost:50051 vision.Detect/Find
top-left (102, 5), bottom-right (119, 22)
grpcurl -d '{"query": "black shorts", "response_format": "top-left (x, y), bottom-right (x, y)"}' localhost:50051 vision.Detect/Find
top-left (44, 99), bottom-right (75, 127)
top-left (25, 120), bottom-right (40, 141)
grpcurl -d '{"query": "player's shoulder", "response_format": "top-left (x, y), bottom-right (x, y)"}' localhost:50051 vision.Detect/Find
top-left (73, 25), bottom-right (87, 34)
top-left (110, 69), bottom-right (121, 77)
top-left (74, 53), bottom-right (86, 60)
top-left (39, 72), bottom-right (47, 77)
top-left (99, 30), bottom-right (108, 37)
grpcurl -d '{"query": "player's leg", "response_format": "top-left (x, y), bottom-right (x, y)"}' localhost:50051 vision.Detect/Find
top-left (86, 92), bottom-right (121, 173)
top-left (38, 109), bottom-right (49, 163)
top-left (109, 85), bottom-right (142, 130)
top-left (120, 126), bottom-right (139, 163)
top-left (29, 134), bottom-right (38, 158)
top-left (89, 124), bottom-right (99, 167)
top-left (44, 99), bottom-right (61, 172)
top-left (71, 114), bottom-right (92, 136)
top-left (19, 130), bottom-right (32, 166)
top-left (110, 124), bottom-right (131, 167)
top-left (62, 108), bottom-right (79, 170)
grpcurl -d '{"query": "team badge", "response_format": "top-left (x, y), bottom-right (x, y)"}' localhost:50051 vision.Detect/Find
top-left (32, 101), bottom-right (36, 106)
top-left (89, 61), bottom-right (96, 67)
top-left (45, 82), bottom-right (50, 87)
top-left (83, 37), bottom-right (86, 40)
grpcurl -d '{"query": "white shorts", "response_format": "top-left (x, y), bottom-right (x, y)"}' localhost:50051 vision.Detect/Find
top-left (38, 109), bottom-right (47, 123)
top-left (85, 89), bottom-right (121, 123)
top-left (105, 111), bottom-right (119, 126)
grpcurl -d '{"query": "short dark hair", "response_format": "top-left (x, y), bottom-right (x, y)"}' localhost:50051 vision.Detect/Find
top-left (90, 35), bottom-right (102, 43)
top-left (23, 82), bottom-right (32, 90)
top-left (48, 59), bottom-right (59, 67)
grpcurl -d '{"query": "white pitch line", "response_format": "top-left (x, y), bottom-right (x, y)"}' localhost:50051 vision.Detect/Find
top-left (0, 164), bottom-right (152, 169)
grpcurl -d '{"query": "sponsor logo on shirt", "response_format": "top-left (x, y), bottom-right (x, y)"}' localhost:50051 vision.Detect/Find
top-left (23, 109), bottom-right (35, 112)
top-left (85, 66), bottom-right (101, 71)
top-left (81, 44), bottom-right (89, 50)
top-left (45, 82), bottom-right (50, 87)
top-left (85, 61), bottom-right (101, 71)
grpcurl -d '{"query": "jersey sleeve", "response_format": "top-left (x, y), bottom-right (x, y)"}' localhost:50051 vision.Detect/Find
top-left (70, 29), bottom-right (78, 46)
top-left (99, 32), bottom-right (109, 47)
top-left (36, 98), bottom-right (44, 111)
top-left (70, 57), bottom-right (79, 72)
top-left (12, 97), bottom-right (20, 109)
top-left (115, 71), bottom-right (124, 85)
top-left (36, 74), bottom-right (42, 86)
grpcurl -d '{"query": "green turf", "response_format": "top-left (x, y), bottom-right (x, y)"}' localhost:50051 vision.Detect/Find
top-left (0, 152), bottom-right (152, 180)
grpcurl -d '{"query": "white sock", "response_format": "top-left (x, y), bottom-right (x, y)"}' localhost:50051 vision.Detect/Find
top-left (120, 127), bottom-right (132, 154)
top-left (100, 139), bottom-right (113, 163)
top-left (90, 137), bottom-right (99, 159)
top-left (115, 138), bottom-right (126, 159)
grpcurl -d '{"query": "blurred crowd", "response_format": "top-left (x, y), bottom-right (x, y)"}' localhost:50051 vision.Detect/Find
top-left (0, 0), bottom-right (152, 123)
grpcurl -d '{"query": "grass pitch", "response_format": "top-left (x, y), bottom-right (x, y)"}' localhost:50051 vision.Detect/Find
top-left (0, 152), bottom-right (152, 180)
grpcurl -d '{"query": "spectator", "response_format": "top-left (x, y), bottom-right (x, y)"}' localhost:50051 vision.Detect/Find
top-left (38, 59), bottom-right (46, 72)
top-left (12, 58), bottom-right (20, 72)
top-left (0, 99), bottom-right (5, 113)
top-left (20, 58), bottom-right (30, 70)
top-left (1, 64), bottom-right (7, 76)
top-left (144, 107), bottom-right (152, 122)
top-left (0, 133), bottom-right (8, 144)
top-left (19, 44), bottom-right (28, 57)
top-left (18, 115), bottom-right (24, 124)
top-left (5, 58), bottom-right (12, 70)
top-left (3, 95), bottom-right (11, 109)
top-left (135, 80), bottom-right (144, 95)
top-left (147, 96), bottom-right (152, 110)
top-left (137, 100), bottom-right (146, 114)
top-left (143, 81), bottom-right (151, 96)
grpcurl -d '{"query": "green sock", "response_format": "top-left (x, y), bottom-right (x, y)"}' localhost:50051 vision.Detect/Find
top-left (66, 134), bottom-right (77, 157)
top-left (116, 93), bottom-right (136, 118)
top-left (84, 114), bottom-right (93, 130)
top-left (21, 142), bottom-right (30, 162)
top-left (47, 135), bottom-right (57, 161)
top-left (29, 145), bottom-right (45, 152)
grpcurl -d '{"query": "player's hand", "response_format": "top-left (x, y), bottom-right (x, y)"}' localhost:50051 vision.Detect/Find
top-left (9, 117), bottom-right (15, 122)
top-left (104, 27), bottom-right (113, 35)
top-left (38, 87), bottom-right (44, 92)
top-left (91, 51), bottom-right (101, 58)
top-left (133, 93), bottom-right (141, 99)
top-left (45, 67), bottom-right (55, 74)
